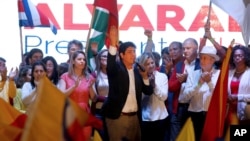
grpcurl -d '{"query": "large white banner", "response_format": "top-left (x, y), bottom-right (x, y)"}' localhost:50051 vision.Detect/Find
top-left (0, 0), bottom-right (245, 69)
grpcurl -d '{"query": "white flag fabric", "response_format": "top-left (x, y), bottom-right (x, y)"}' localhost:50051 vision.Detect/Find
top-left (211, 0), bottom-right (250, 46)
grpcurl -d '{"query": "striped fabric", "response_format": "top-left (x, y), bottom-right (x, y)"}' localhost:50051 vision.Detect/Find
top-left (18, 0), bottom-right (57, 34)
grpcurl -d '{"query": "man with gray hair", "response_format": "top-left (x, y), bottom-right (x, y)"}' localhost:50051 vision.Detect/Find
top-left (180, 45), bottom-right (220, 141)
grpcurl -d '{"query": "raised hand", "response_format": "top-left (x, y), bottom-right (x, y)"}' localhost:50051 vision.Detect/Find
top-left (204, 21), bottom-right (213, 39)
top-left (148, 73), bottom-right (155, 88)
top-left (8, 67), bottom-right (18, 81)
top-left (109, 26), bottom-right (119, 47)
top-left (144, 29), bottom-right (152, 39)
top-left (164, 57), bottom-right (173, 74)
top-left (90, 42), bottom-right (98, 55)
top-left (204, 21), bottom-right (210, 32)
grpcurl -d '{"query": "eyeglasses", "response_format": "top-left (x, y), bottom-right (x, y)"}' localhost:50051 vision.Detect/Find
top-left (233, 54), bottom-right (244, 59)
top-left (101, 55), bottom-right (107, 58)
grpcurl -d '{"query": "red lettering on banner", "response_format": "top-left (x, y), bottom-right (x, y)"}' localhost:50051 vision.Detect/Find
top-left (157, 5), bottom-right (185, 31)
top-left (120, 5), bottom-right (154, 30)
top-left (86, 4), bottom-right (94, 14)
top-left (64, 4), bottom-right (89, 30)
top-left (189, 6), bottom-right (224, 31)
top-left (37, 4), bottom-right (60, 29)
top-left (228, 16), bottom-right (241, 32)
top-left (32, 3), bottom-right (241, 32)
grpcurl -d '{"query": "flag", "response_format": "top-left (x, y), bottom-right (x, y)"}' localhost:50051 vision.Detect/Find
top-left (18, 0), bottom-right (57, 34)
top-left (224, 112), bottom-right (239, 141)
top-left (86, 0), bottom-right (118, 70)
top-left (200, 40), bottom-right (234, 141)
top-left (93, 130), bottom-right (102, 141)
top-left (211, 0), bottom-right (250, 46)
top-left (20, 77), bottom-right (102, 141)
top-left (0, 98), bottom-right (27, 141)
top-left (176, 117), bottom-right (195, 141)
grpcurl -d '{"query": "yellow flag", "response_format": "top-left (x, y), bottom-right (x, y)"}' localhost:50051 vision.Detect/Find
top-left (225, 112), bottom-right (239, 141)
top-left (176, 117), bottom-right (195, 141)
top-left (93, 130), bottom-right (102, 141)
top-left (20, 77), bottom-right (89, 141)
top-left (0, 98), bottom-right (22, 125)
top-left (0, 98), bottom-right (24, 141)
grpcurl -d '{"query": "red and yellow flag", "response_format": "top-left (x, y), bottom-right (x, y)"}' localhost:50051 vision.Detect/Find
top-left (201, 40), bottom-right (234, 141)
top-left (0, 98), bottom-right (27, 141)
top-left (20, 77), bottom-right (102, 141)
top-left (176, 117), bottom-right (195, 141)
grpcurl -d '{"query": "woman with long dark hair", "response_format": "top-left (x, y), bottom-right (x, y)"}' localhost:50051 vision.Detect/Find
top-left (21, 61), bottom-right (47, 111)
top-left (42, 56), bottom-right (59, 86)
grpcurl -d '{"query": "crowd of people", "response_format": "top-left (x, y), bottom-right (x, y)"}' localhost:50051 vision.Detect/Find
top-left (1, 22), bottom-right (250, 141)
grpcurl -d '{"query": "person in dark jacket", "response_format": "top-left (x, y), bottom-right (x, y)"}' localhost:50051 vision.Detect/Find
top-left (102, 26), bottom-right (154, 141)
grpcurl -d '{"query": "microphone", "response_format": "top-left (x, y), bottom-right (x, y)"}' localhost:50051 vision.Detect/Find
top-left (135, 62), bottom-right (145, 72)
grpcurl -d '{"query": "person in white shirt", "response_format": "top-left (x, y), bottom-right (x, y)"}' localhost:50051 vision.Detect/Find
top-left (180, 45), bottom-right (220, 141)
top-left (139, 52), bottom-right (168, 141)
top-left (227, 45), bottom-right (250, 124)
top-left (21, 61), bottom-right (47, 113)
top-left (102, 26), bottom-right (154, 141)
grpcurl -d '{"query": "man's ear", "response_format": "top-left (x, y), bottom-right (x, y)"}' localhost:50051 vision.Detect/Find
top-left (120, 53), bottom-right (123, 60)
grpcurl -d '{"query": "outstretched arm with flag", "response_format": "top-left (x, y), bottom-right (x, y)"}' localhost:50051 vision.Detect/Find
top-left (86, 0), bottom-right (118, 70)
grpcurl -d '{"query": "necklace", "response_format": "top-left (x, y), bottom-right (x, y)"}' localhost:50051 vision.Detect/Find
top-left (235, 69), bottom-right (246, 74)
top-left (234, 68), bottom-right (246, 80)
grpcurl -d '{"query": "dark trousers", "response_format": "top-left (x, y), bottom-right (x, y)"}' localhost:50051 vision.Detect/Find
top-left (190, 111), bottom-right (207, 141)
top-left (141, 118), bottom-right (168, 141)
top-left (94, 109), bottom-right (109, 141)
top-left (177, 103), bottom-right (190, 126)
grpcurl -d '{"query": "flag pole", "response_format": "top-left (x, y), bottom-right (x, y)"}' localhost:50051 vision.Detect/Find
top-left (207, 0), bottom-right (212, 23)
top-left (218, 38), bottom-right (234, 137)
top-left (19, 27), bottom-right (24, 64)
top-left (85, 6), bottom-right (96, 56)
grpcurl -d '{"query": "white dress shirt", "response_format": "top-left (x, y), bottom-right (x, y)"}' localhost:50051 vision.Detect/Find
top-left (122, 69), bottom-right (138, 113)
top-left (180, 69), bottom-right (220, 112)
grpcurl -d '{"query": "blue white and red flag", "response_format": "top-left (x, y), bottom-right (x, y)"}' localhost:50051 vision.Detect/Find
top-left (18, 0), bottom-right (57, 34)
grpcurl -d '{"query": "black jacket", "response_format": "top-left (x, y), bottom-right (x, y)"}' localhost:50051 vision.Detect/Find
top-left (102, 52), bottom-right (154, 121)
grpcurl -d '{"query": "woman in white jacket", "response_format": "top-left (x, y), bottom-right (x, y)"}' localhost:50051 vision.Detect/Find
top-left (139, 52), bottom-right (169, 141)
top-left (227, 45), bottom-right (250, 125)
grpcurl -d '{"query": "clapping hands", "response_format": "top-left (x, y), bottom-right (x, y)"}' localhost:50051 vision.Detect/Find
top-left (176, 73), bottom-right (187, 83)
top-left (8, 67), bottom-right (18, 81)
top-left (201, 71), bottom-right (212, 83)
top-left (148, 73), bottom-right (155, 88)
